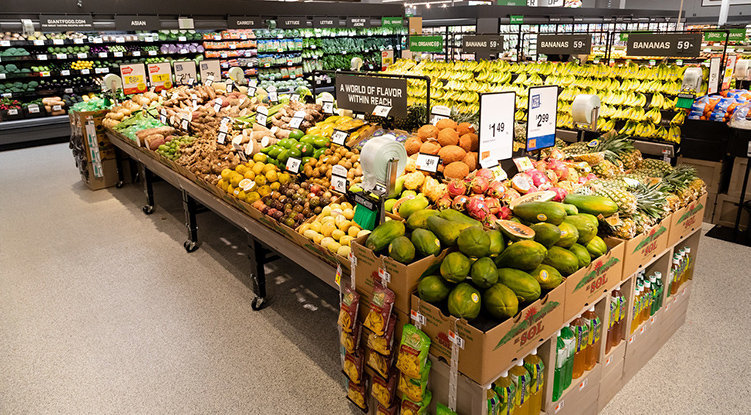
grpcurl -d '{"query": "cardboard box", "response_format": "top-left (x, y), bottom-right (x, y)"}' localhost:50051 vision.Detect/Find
top-left (72, 110), bottom-right (119, 190)
top-left (712, 193), bottom-right (749, 231)
top-left (427, 356), bottom-right (487, 415)
top-left (728, 156), bottom-right (751, 198)
top-left (352, 235), bottom-right (448, 314)
top-left (620, 216), bottom-right (671, 279)
top-left (661, 281), bottom-right (692, 344)
top-left (704, 192), bottom-right (717, 223)
top-left (563, 238), bottom-right (625, 322)
top-left (81, 158), bottom-right (119, 190)
top-left (677, 156), bottom-right (723, 195)
top-left (548, 363), bottom-right (601, 415)
top-left (70, 110), bottom-right (116, 160)
top-left (668, 193), bottom-right (707, 246)
top-left (411, 283), bottom-right (565, 385)
top-left (598, 342), bottom-right (626, 412)
top-left (622, 308), bottom-right (663, 383)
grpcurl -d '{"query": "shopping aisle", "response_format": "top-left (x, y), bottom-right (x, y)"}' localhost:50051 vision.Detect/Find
top-left (0, 143), bottom-right (749, 414)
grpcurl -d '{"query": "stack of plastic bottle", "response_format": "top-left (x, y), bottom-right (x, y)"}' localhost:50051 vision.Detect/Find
top-left (606, 285), bottom-right (626, 354)
top-left (487, 350), bottom-right (545, 415)
top-left (669, 247), bottom-right (692, 296)
top-left (552, 307), bottom-right (601, 402)
top-left (629, 270), bottom-right (666, 334)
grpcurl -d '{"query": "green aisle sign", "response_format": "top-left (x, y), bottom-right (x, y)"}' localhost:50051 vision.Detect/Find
top-left (704, 29), bottom-right (747, 42)
top-left (510, 15), bottom-right (524, 24)
top-left (498, 0), bottom-right (526, 5)
top-left (409, 36), bottom-right (444, 52)
top-left (382, 17), bottom-right (403, 27)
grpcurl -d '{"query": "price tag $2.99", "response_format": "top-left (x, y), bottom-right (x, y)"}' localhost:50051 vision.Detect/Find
top-left (331, 175), bottom-right (347, 193)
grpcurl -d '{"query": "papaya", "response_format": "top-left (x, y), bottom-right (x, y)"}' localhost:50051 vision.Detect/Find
top-left (570, 243), bottom-right (592, 268)
top-left (543, 246), bottom-right (581, 276)
top-left (530, 222), bottom-right (562, 248)
top-left (562, 203), bottom-right (579, 215)
top-left (438, 209), bottom-right (483, 227)
top-left (564, 214), bottom-right (598, 244)
top-left (447, 283), bottom-right (482, 320)
top-left (511, 201), bottom-right (567, 225)
top-left (487, 230), bottom-right (505, 257)
top-left (563, 194), bottom-right (619, 217)
top-left (398, 195), bottom-right (429, 220)
top-left (388, 236), bottom-right (415, 264)
top-left (497, 268), bottom-right (541, 303)
top-left (457, 226), bottom-right (491, 257)
top-left (578, 213), bottom-right (600, 229)
top-left (530, 264), bottom-right (564, 290)
top-left (494, 240), bottom-right (547, 271)
top-left (406, 209), bottom-right (439, 230)
top-left (366, 220), bottom-right (405, 252)
top-left (484, 283), bottom-right (519, 320)
top-left (411, 228), bottom-right (442, 257)
top-left (555, 221), bottom-right (579, 248)
top-left (440, 252), bottom-right (471, 283)
top-left (427, 215), bottom-right (474, 247)
top-left (470, 257), bottom-right (498, 289)
top-left (498, 219), bottom-right (535, 241)
top-left (586, 236), bottom-right (608, 259)
top-left (418, 275), bottom-right (451, 303)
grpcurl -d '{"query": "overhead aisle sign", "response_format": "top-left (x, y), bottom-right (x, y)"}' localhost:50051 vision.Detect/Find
top-left (526, 85), bottom-right (558, 152)
top-left (537, 34), bottom-right (591, 55)
top-left (626, 33), bottom-right (702, 58)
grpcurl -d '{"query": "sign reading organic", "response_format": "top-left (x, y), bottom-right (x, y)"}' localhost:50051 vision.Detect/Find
top-left (228, 16), bottom-right (263, 29)
top-left (147, 62), bottom-right (172, 92)
top-left (40, 14), bottom-right (93, 30)
top-left (537, 34), bottom-right (591, 55)
top-left (120, 63), bottom-right (148, 95)
top-left (382, 17), bottom-right (404, 27)
top-left (409, 36), bottom-right (444, 53)
top-left (114, 15), bottom-right (161, 31)
top-left (335, 75), bottom-right (407, 116)
top-left (626, 33), bottom-right (702, 58)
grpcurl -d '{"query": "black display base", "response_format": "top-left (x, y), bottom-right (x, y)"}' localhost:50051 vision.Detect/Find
top-left (705, 225), bottom-right (751, 246)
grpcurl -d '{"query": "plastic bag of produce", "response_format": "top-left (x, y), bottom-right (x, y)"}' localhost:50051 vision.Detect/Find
top-left (363, 285), bottom-right (395, 336)
top-left (337, 287), bottom-right (359, 333)
top-left (367, 311), bottom-right (397, 355)
top-left (340, 322), bottom-right (361, 354)
top-left (729, 102), bottom-right (751, 130)
top-left (395, 324), bottom-right (431, 378)
top-left (371, 371), bottom-right (397, 408)
top-left (400, 389), bottom-right (432, 415)
top-left (398, 359), bottom-right (432, 402)
top-left (347, 377), bottom-right (368, 411)
top-left (343, 349), bottom-right (365, 384)
top-left (366, 347), bottom-right (394, 378)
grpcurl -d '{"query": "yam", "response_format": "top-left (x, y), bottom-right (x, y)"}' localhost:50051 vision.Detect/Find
top-left (437, 128), bottom-right (459, 147)
top-left (443, 161), bottom-right (470, 180)
top-left (463, 151), bottom-right (478, 172)
top-left (417, 124), bottom-right (439, 140)
top-left (436, 119), bottom-right (458, 131)
top-left (404, 137), bottom-right (422, 155)
top-left (419, 141), bottom-right (441, 155)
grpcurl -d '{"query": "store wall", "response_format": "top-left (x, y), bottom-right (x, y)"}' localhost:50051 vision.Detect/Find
top-left (622, 0), bottom-right (751, 20)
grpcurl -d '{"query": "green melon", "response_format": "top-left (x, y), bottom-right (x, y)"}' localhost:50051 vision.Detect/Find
top-left (418, 275), bottom-right (451, 303)
top-left (388, 236), bottom-right (415, 264)
top-left (494, 240), bottom-right (547, 271)
top-left (512, 201), bottom-right (568, 225)
top-left (447, 282), bottom-right (482, 320)
top-left (406, 209), bottom-right (439, 230)
top-left (484, 283), bottom-right (519, 320)
top-left (555, 221), bottom-right (579, 248)
top-left (497, 268), bottom-right (542, 303)
top-left (564, 214), bottom-right (598, 244)
top-left (440, 252), bottom-right (471, 283)
top-left (457, 226), bottom-right (491, 257)
top-left (411, 228), bottom-right (442, 257)
top-left (487, 230), bottom-right (505, 257)
top-left (586, 236), bottom-right (608, 259)
top-left (531, 222), bottom-right (562, 248)
top-left (470, 257), bottom-right (498, 289)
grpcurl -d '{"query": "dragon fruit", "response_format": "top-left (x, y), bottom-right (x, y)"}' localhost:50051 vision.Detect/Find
top-left (482, 213), bottom-right (499, 228)
top-left (499, 206), bottom-right (512, 220)
top-left (578, 173), bottom-right (598, 184)
top-left (470, 176), bottom-right (490, 195)
top-left (486, 180), bottom-right (506, 198)
top-left (475, 168), bottom-right (494, 181)
top-left (511, 173), bottom-right (533, 194)
top-left (452, 195), bottom-right (469, 211)
top-left (550, 187), bottom-right (568, 202)
top-left (503, 188), bottom-right (522, 204)
top-left (527, 169), bottom-right (550, 187)
top-left (484, 197), bottom-right (501, 215)
top-left (447, 179), bottom-right (468, 198)
top-left (547, 158), bottom-right (569, 181)
top-left (436, 194), bottom-right (452, 210)
top-left (466, 195), bottom-right (489, 221)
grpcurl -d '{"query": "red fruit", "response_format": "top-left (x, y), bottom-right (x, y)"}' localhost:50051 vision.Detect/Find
top-left (486, 180), bottom-right (507, 198)
top-left (482, 213), bottom-right (499, 228)
top-left (511, 173), bottom-right (533, 194)
top-left (447, 179), bottom-right (468, 198)
top-left (476, 168), bottom-right (494, 181)
top-left (550, 187), bottom-right (568, 202)
top-left (579, 173), bottom-right (598, 184)
top-left (436, 194), bottom-right (452, 210)
top-left (485, 197), bottom-right (501, 215)
top-left (452, 195), bottom-right (469, 211)
top-left (471, 176), bottom-right (490, 194)
top-left (503, 188), bottom-right (522, 204)
top-left (466, 195), bottom-right (489, 221)
top-left (309, 184), bottom-right (322, 195)
top-left (499, 206), bottom-right (512, 219)
top-left (527, 169), bottom-right (550, 187)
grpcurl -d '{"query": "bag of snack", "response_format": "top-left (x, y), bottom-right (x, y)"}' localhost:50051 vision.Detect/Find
top-left (376, 403), bottom-right (399, 415)
top-left (341, 322), bottom-right (361, 354)
top-left (371, 371), bottom-right (397, 408)
top-left (396, 324), bottom-right (431, 378)
top-left (366, 347), bottom-right (394, 378)
top-left (338, 287), bottom-right (360, 333)
top-left (363, 285), bottom-right (395, 336)
top-left (343, 349), bottom-right (365, 384)
top-left (398, 359), bottom-right (432, 402)
top-left (400, 389), bottom-right (432, 415)
top-left (437, 403), bottom-right (459, 415)
top-left (347, 377), bottom-right (368, 411)
top-left (367, 311), bottom-right (397, 355)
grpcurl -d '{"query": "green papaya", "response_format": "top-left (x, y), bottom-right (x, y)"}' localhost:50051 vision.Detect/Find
top-left (494, 240), bottom-right (548, 271)
top-left (498, 220), bottom-right (535, 241)
top-left (447, 283), bottom-right (482, 320)
top-left (586, 236), bottom-right (608, 259)
top-left (399, 196), bottom-right (429, 220)
top-left (530, 264), bottom-right (564, 290)
top-left (411, 228), bottom-right (442, 257)
top-left (487, 230), bottom-right (505, 257)
top-left (555, 221), bottom-right (579, 248)
top-left (570, 243), bottom-right (592, 268)
top-left (457, 226), bottom-right (491, 257)
top-left (406, 209), bottom-right (439, 230)
top-left (564, 214), bottom-right (598, 244)
top-left (543, 246), bottom-right (581, 276)
top-left (511, 202), bottom-right (568, 225)
top-left (470, 257), bottom-right (498, 289)
top-left (440, 252), bottom-right (471, 283)
top-left (484, 283), bottom-right (519, 320)
top-left (418, 275), bottom-right (451, 303)
top-left (427, 215), bottom-right (474, 247)
top-left (388, 236), bottom-right (415, 264)
top-left (578, 213), bottom-right (600, 229)
top-left (530, 222), bottom-right (562, 248)
top-left (497, 268), bottom-right (541, 303)
top-left (438, 209), bottom-right (483, 227)
top-left (366, 220), bottom-right (406, 252)
top-left (563, 194), bottom-right (619, 217)
top-left (562, 203), bottom-right (579, 215)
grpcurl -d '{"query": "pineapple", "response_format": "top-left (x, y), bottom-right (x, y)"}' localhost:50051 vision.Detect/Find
top-left (562, 141), bottom-right (590, 156)
top-left (637, 158), bottom-right (674, 177)
top-left (607, 216), bottom-right (637, 239)
top-left (591, 159), bottom-right (619, 178)
top-left (633, 182), bottom-right (669, 221)
top-left (621, 148), bottom-right (643, 170)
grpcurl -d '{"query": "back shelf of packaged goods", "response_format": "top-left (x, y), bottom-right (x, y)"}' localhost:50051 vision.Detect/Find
top-left (0, 115), bottom-right (70, 146)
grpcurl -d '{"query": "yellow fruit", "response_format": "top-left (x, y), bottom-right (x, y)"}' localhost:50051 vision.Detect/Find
top-left (253, 153), bottom-right (267, 163)
top-left (263, 164), bottom-right (276, 173)
top-left (252, 163), bottom-right (265, 174)
top-left (337, 245), bottom-right (351, 257)
top-left (321, 216), bottom-right (336, 225)
top-left (230, 173), bottom-right (243, 187)
top-left (246, 192), bottom-right (261, 203)
top-left (298, 223), bottom-right (311, 234)
top-left (340, 202), bottom-right (353, 210)
top-left (321, 222), bottom-right (336, 237)
top-left (227, 185), bottom-right (235, 194)
top-left (357, 229), bottom-right (371, 238)
top-left (236, 165), bottom-right (248, 175)
top-left (327, 241), bottom-right (342, 253)
top-left (236, 190), bottom-right (246, 200)
top-left (330, 203), bottom-right (342, 211)
top-left (218, 179), bottom-right (228, 191)
top-left (257, 185), bottom-right (271, 197)
top-left (270, 182), bottom-right (280, 191)
top-left (303, 229), bottom-right (319, 240)
top-left (255, 175), bottom-right (267, 186)
top-left (220, 168), bottom-right (233, 180)
top-left (321, 206), bottom-right (332, 216)
top-left (347, 226), bottom-right (361, 238)
top-left (320, 236), bottom-right (335, 248)
top-left (265, 170), bottom-right (278, 182)
top-left (335, 214), bottom-right (349, 228)
top-left (246, 160), bottom-right (256, 169)
top-left (332, 229), bottom-right (345, 241)
top-left (340, 235), bottom-right (354, 247)
top-left (310, 221), bottom-right (322, 233)
top-left (243, 170), bottom-right (256, 180)
top-left (343, 208), bottom-right (355, 220)
top-left (278, 173), bottom-right (291, 184)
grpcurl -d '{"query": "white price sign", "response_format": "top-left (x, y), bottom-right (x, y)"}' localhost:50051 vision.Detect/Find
top-left (147, 62), bottom-right (172, 92)
top-left (256, 106), bottom-right (268, 125)
top-left (479, 91), bottom-right (515, 168)
top-left (204, 75), bottom-right (214, 86)
top-left (28, 104), bottom-right (40, 113)
top-left (430, 104), bottom-right (451, 125)
top-left (148, 50), bottom-right (157, 56)
top-left (708, 57), bottom-right (721, 95)
top-left (33, 39), bottom-right (45, 46)
top-left (174, 60), bottom-right (197, 85)
top-left (247, 79), bottom-right (257, 96)
top-left (322, 99), bottom-right (334, 114)
top-left (289, 110), bottom-right (305, 129)
top-left (286, 157), bottom-right (302, 173)
top-left (416, 153), bottom-right (441, 173)
top-left (268, 86), bottom-right (278, 103)
top-left (38, 54), bottom-right (48, 61)
top-left (331, 174), bottom-right (347, 193)
top-left (159, 109), bottom-right (167, 124)
top-left (77, 52), bottom-right (87, 59)
top-left (114, 51), bottom-right (123, 58)
top-left (526, 85), bottom-right (558, 152)
top-left (0, 41), bottom-right (10, 47)
top-left (225, 80), bottom-right (234, 93)
top-left (7, 108), bottom-right (18, 116)
top-left (213, 98), bottom-right (223, 113)
top-left (132, 51), bottom-right (141, 57)
top-left (53, 39), bottom-right (64, 45)
top-left (98, 52), bottom-right (108, 58)
top-left (55, 53), bottom-right (67, 59)
top-left (73, 38), bottom-right (84, 44)
top-left (372, 105), bottom-right (391, 117)
top-left (331, 129), bottom-right (349, 146)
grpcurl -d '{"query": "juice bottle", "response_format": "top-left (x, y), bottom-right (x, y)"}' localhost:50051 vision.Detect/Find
top-left (560, 326), bottom-right (576, 391)
top-left (676, 249), bottom-right (686, 288)
top-left (630, 285), bottom-right (642, 334)
top-left (669, 255), bottom-right (680, 295)
top-left (552, 331), bottom-right (566, 402)
top-left (684, 247), bottom-right (694, 281)
top-left (583, 307), bottom-right (601, 371)
top-left (509, 360), bottom-right (532, 415)
top-left (523, 349), bottom-right (545, 415)
top-left (494, 371), bottom-right (516, 415)
top-left (654, 272), bottom-right (664, 310)
top-left (571, 316), bottom-right (589, 379)
top-left (606, 286), bottom-right (621, 353)
top-left (640, 279), bottom-right (651, 324)
top-left (487, 387), bottom-right (500, 415)
top-left (649, 275), bottom-right (659, 315)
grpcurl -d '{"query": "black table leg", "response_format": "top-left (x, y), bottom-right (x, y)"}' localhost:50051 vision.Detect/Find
top-left (182, 189), bottom-right (199, 252)
top-left (115, 149), bottom-right (125, 189)
top-left (141, 163), bottom-right (155, 215)
top-left (248, 235), bottom-right (268, 310)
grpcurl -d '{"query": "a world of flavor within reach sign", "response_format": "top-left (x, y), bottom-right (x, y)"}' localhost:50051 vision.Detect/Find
top-left (526, 85), bottom-right (558, 152)
top-left (335, 75), bottom-right (407, 116)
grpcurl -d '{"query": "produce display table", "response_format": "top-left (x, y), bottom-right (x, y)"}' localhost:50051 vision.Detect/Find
top-left (105, 129), bottom-right (339, 309)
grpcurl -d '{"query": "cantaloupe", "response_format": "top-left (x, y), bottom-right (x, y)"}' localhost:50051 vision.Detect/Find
top-left (418, 124), bottom-right (439, 140)
top-left (438, 145), bottom-right (467, 164)
top-left (444, 161), bottom-right (470, 179)
top-left (419, 141), bottom-right (441, 155)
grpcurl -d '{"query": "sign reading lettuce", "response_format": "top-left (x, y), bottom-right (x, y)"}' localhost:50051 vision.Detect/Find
top-left (409, 36), bottom-right (444, 53)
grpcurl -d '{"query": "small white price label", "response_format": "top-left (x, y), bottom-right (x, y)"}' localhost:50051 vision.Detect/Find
top-left (372, 105), bottom-right (391, 117)
top-left (410, 310), bottom-right (426, 328)
top-left (77, 52), bottom-right (87, 59)
top-left (578, 378), bottom-right (588, 391)
top-left (331, 172), bottom-right (347, 192)
top-left (217, 131), bottom-right (227, 144)
top-left (331, 129), bottom-right (349, 146)
top-left (64, 88), bottom-right (73, 94)
top-left (289, 110), bottom-right (305, 129)
top-left (256, 106), bottom-right (268, 125)
top-left (513, 157), bottom-right (534, 172)
top-left (554, 401), bottom-right (564, 413)
top-left (225, 80), bottom-right (234, 92)
top-left (33, 39), bottom-right (45, 46)
top-left (38, 54), bottom-right (48, 61)
top-left (0, 74), bottom-right (5, 80)
top-left (98, 52), bottom-right (108, 58)
top-left (205, 75), bottom-right (214, 86)
top-left (132, 51), bottom-right (141, 57)
top-left (28, 104), bottom-right (39, 114)
top-left (53, 39), bottom-right (64, 45)
top-left (430, 104), bottom-right (451, 125)
top-left (0, 41), bottom-right (11, 47)
top-left (148, 50), bottom-right (157, 56)
top-left (114, 51), bottom-right (123, 58)
top-left (290, 94), bottom-right (299, 102)
top-left (268, 88), bottom-right (278, 102)
top-left (1, 93), bottom-right (11, 98)
top-left (639, 326), bottom-right (645, 335)
top-left (93, 38), bottom-right (103, 44)
top-left (378, 268), bottom-right (391, 284)
top-left (40, 71), bottom-right (50, 77)
top-left (187, 78), bottom-right (195, 86)
top-left (213, 98), bottom-right (223, 113)
top-left (52, 105), bottom-right (62, 111)
top-left (145, 37), bottom-right (154, 43)
top-left (605, 356), bottom-right (612, 367)
top-left (178, 36), bottom-right (187, 42)
top-left (73, 38), bottom-right (84, 44)
top-left (448, 330), bottom-right (464, 349)
top-left (116, 37), bottom-right (125, 43)
top-left (7, 109), bottom-right (18, 115)
top-left (229, 43), bottom-right (236, 50)
top-left (355, 113), bottom-right (365, 120)
top-left (159, 109), bottom-right (167, 124)
top-left (335, 264), bottom-right (342, 287)
top-left (55, 53), bottom-right (66, 59)
top-left (322, 100), bottom-right (334, 114)
top-left (416, 153), bottom-right (441, 173)
top-left (286, 157), bottom-right (302, 173)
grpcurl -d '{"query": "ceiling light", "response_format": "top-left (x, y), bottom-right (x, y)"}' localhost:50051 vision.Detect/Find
top-left (426, 3), bottom-right (431, 8)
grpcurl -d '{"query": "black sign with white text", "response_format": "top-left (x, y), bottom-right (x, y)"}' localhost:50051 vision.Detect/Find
top-left (335, 75), bottom-right (407, 116)
top-left (314, 17), bottom-right (342, 28)
top-left (347, 17), bottom-right (371, 28)
top-left (115, 15), bottom-right (161, 31)
top-left (626, 33), bottom-right (702, 58)
top-left (463, 35), bottom-right (504, 55)
top-left (40, 14), bottom-right (93, 30)
top-left (537, 34), bottom-right (591, 55)
top-left (278, 17), bottom-right (307, 29)
top-left (228, 16), bottom-right (264, 29)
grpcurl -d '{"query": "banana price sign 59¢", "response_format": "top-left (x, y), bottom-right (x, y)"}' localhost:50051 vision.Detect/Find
top-left (526, 85), bottom-right (558, 152)
top-left (120, 63), bottom-right (147, 95)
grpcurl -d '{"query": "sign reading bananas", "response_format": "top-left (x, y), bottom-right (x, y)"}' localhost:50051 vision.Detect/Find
top-left (463, 35), bottom-right (504, 59)
top-left (537, 34), bottom-right (591, 55)
top-left (626, 33), bottom-right (701, 58)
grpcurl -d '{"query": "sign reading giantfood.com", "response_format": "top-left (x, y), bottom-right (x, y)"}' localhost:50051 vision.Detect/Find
top-left (409, 35), bottom-right (444, 53)
top-left (626, 33), bottom-right (702, 58)
top-left (537, 34), bottom-right (591, 55)
top-left (335, 75), bottom-right (407, 116)
top-left (115, 15), bottom-right (161, 31)
top-left (40, 14), bottom-right (93, 30)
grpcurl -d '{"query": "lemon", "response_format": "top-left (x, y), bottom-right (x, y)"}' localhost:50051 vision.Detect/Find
top-left (257, 185), bottom-right (271, 197)
top-left (265, 170), bottom-right (278, 182)
top-left (310, 221), bottom-right (322, 233)
top-left (252, 163), bottom-right (265, 175)
top-left (220, 168), bottom-right (233, 180)
top-left (331, 229), bottom-right (345, 241)
top-left (321, 222), bottom-right (336, 237)
top-left (253, 153), bottom-right (267, 163)
top-left (347, 226), bottom-right (361, 238)
top-left (243, 170), bottom-right (256, 180)
top-left (230, 172), bottom-right (243, 187)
